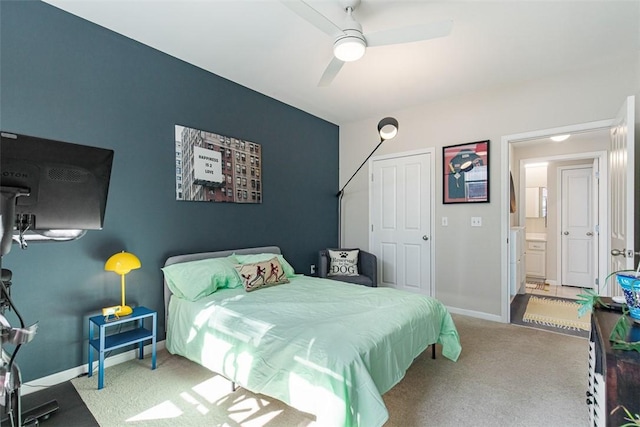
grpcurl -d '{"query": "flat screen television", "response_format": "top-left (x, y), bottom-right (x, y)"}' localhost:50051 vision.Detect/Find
top-left (0, 131), bottom-right (114, 255)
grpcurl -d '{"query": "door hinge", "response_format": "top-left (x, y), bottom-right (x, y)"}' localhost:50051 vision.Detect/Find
top-left (595, 224), bottom-right (599, 233)
top-left (595, 171), bottom-right (600, 179)
top-left (371, 174), bottom-right (374, 182)
top-left (371, 224), bottom-right (373, 232)
top-left (595, 278), bottom-right (599, 286)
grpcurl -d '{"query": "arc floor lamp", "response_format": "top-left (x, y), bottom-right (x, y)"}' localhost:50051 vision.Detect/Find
top-left (337, 117), bottom-right (399, 245)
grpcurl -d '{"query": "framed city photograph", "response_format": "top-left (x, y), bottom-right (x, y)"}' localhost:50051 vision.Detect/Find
top-left (174, 125), bottom-right (262, 204)
top-left (443, 140), bottom-right (490, 204)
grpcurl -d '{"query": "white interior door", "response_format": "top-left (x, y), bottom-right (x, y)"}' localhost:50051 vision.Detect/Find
top-left (370, 151), bottom-right (433, 296)
top-left (609, 95), bottom-right (636, 295)
top-left (560, 167), bottom-right (594, 288)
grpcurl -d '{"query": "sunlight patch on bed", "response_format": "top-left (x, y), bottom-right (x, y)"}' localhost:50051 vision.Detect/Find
top-left (211, 308), bottom-right (274, 344)
top-left (125, 400), bottom-right (182, 422)
top-left (288, 370), bottom-right (345, 421)
top-left (200, 334), bottom-right (256, 385)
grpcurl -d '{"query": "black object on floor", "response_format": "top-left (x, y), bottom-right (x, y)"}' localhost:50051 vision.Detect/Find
top-left (19, 381), bottom-right (98, 427)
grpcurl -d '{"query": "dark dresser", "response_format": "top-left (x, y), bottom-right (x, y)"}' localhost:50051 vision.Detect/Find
top-left (588, 301), bottom-right (640, 426)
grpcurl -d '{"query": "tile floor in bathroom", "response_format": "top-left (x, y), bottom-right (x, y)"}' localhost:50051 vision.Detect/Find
top-left (525, 282), bottom-right (584, 300)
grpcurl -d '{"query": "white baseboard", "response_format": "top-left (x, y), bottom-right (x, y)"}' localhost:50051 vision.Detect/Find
top-left (21, 340), bottom-right (166, 396)
top-left (446, 306), bottom-right (503, 323)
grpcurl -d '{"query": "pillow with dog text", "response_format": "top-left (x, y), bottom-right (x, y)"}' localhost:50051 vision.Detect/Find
top-left (327, 249), bottom-right (359, 277)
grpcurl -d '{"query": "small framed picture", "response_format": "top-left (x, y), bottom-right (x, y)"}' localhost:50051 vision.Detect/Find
top-left (443, 140), bottom-right (490, 204)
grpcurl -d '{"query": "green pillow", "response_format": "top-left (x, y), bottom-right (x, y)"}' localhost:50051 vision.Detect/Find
top-left (233, 253), bottom-right (296, 278)
top-left (162, 256), bottom-right (242, 301)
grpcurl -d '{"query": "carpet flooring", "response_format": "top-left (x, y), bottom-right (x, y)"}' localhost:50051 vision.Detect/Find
top-left (23, 313), bottom-right (589, 426)
top-left (511, 293), bottom-right (590, 338)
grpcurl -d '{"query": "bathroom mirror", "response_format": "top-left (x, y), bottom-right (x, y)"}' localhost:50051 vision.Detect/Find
top-left (525, 187), bottom-right (547, 218)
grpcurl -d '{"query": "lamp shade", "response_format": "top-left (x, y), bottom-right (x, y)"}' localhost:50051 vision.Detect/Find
top-left (377, 117), bottom-right (399, 140)
top-left (105, 251), bottom-right (141, 275)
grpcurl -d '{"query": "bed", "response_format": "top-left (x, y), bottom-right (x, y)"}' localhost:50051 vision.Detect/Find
top-left (163, 246), bottom-right (461, 427)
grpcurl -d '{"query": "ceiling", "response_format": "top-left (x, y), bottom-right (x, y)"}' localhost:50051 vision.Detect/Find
top-left (42, 1), bottom-right (639, 126)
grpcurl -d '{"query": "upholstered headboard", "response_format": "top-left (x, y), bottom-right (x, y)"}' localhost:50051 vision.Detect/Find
top-left (162, 246), bottom-right (281, 323)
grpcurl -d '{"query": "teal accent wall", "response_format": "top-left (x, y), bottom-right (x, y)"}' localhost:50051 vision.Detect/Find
top-left (0, 1), bottom-right (338, 381)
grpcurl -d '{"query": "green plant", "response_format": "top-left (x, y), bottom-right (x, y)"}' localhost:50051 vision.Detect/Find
top-left (576, 287), bottom-right (608, 317)
top-left (575, 270), bottom-right (634, 317)
top-left (612, 405), bottom-right (640, 426)
top-left (577, 269), bottom-right (640, 352)
top-left (609, 309), bottom-right (640, 352)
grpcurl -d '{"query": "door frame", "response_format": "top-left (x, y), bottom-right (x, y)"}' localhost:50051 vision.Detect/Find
top-left (501, 119), bottom-right (613, 323)
top-left (368, 148), bottom-right (436, 296)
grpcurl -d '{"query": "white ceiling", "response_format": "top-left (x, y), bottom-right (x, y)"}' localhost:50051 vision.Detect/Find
top-left (42, 0), bottom-right (639, 126)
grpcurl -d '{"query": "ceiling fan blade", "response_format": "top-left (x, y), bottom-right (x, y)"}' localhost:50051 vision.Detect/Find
top-left (280, 0), bottom-right (344, 37)
top-left (318, 57), bottom-right (345, 87)
top-left (365, 20), bottom-right (453, 47)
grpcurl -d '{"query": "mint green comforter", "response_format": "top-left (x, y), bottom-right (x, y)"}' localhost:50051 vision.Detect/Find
top-left (167, 275), bottom-right (461, 426)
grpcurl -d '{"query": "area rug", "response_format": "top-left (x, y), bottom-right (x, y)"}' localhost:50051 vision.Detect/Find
top-left (511, 294), bottom-right (590, 338)
top-left (525, 281), bottom-right (548, 291)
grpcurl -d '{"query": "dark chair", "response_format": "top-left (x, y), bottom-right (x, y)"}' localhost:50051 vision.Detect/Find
top-left (318, 249), bottom-right (377, 287)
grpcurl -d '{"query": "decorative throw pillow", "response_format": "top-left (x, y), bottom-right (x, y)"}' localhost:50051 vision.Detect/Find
top-left (327, 249), bottom-right (359, 277)
top-left (235, 257), bottom-right (290, 292)
top-left (233, 253), bottom-right (296, 278)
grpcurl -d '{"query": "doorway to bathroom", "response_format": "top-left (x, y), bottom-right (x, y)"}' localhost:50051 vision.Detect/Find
top-left (501, 96), bottom-right (635, 323)
top-left (518, 152), bottom-right (605, 294)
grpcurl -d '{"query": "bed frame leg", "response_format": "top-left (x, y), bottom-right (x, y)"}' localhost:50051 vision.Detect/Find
top-left (431, 344), bottom-right (436, 359)
top-left (231, 381), bottom-right (237, 392)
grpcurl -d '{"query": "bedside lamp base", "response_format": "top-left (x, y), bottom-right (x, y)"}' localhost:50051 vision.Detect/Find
top-left (115, 305), bottom-right (133, 317)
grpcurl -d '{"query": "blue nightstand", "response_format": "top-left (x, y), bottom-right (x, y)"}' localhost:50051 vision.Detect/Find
top-left (88, 306), bottom-right (157, 389)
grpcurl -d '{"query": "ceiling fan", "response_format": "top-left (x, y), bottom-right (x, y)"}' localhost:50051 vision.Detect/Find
top-left (281, 0), bottom-right (453, 86)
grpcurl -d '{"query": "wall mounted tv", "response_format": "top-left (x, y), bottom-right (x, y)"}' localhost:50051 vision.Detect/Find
top-left (0, 132), bottom-right (114, 255)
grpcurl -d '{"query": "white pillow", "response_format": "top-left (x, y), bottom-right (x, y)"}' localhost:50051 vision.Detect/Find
top-left (327, 249), bottom-right (359, 277)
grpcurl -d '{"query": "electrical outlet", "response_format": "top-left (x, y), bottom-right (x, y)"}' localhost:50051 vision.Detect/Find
top-left (310, 264), bottom-right (316, 275)
top-left (471, 217), bottom-right (482, 227)
top-left (442, 216), bottom-right (448, 226)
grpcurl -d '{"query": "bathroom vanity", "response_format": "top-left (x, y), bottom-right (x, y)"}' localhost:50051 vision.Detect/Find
top-left (525, 233), bottom-right (546, 281)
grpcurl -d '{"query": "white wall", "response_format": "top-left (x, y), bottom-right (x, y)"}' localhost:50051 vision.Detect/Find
top-left (339, 55), bottom-right (640, 319)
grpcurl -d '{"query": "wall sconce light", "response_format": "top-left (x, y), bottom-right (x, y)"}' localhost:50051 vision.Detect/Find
top-left (104, 251), bottom-right (141, 317)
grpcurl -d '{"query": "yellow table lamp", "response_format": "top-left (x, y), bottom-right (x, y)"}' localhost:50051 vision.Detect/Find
top-left (104, 251), bottom-right (141, 317)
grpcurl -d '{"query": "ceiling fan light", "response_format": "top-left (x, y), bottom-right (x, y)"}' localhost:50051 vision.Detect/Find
top-left (550, 134), bottom-right (571, 142)
top-left (334, 36), bottom-right (366, 62)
